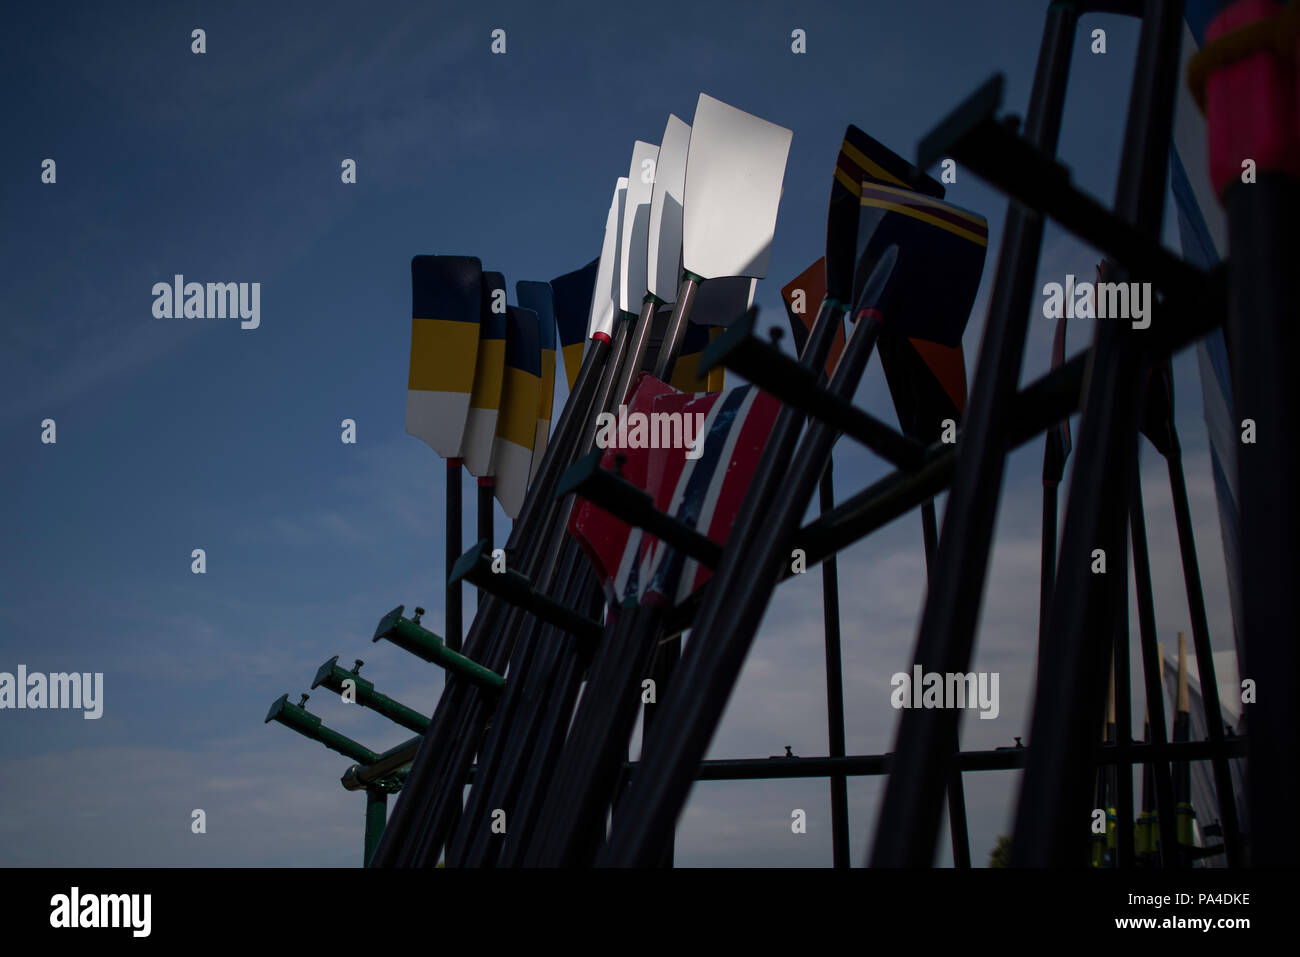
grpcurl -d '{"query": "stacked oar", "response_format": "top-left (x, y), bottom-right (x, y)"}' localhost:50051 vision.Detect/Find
top-left (599, 127), bottom-right (989, 866)
top-left (446, 97), bottom-right (777, 867)
top-left (374, 184), bottom-right (625, 864)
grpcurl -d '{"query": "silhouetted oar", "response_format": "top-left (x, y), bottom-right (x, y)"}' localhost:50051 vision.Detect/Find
top-left (602, 124), bottom-right (988, 866)
top-left (370, 182), bottom-right (625, 867)
top-left (406, 255), bottom-right (483, 654)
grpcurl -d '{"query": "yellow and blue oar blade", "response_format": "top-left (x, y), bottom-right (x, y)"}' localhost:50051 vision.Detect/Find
top-left (405, 255), bottom-right (482, 458)
top-left (461, 270), bottom-right (508, 477)
top-left (550, 258), bottom-right (598, 391)
top-left (516, 280), bottom-right (557, 481)
top-left (491, 305), bottom-right (541, 518)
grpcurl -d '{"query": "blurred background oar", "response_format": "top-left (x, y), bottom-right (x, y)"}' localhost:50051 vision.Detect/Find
top-left (405, 255), bottom-right (483, 654)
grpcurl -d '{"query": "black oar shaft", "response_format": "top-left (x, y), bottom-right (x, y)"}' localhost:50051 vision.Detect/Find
top-left (1164, 446), bottom-right (1241, 866)
top-left (616, 297), bottom-right (662, 405)
top-left (819, 463), bottom-right (850, 868)
top-left (447, 460), bottom-right (463, 653)
top-left (654, 274), bottom-right (700, 380)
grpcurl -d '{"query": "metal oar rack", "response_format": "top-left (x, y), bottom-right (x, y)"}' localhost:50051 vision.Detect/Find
top-left (267, 0), bottom-right (1294, 868)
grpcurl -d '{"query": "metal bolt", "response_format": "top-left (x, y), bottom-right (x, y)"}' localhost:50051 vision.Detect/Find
top-left (1014, 736), bottom-right (1024, 748)
top-left (784, 745), bottom-right (793, 758)
top-left (413, 607), bottom-right (425, 624)
top-left (769, 326), bottom-right (785, 346)
top-left (351, 659), bottom-right (364, 674)
top-left (297, 693), bottom-right (309, 709)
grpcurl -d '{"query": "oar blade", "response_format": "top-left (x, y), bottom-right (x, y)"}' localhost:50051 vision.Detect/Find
top-left (516, 280), bottom-right (558, 481)
top-left (550, 258), bottom-right (598, 390)
top-left (406, 255), bottom-right (483, 458)
top-left (827, 126), bottom-right (944, 303)
top-left (491, 305), bottom-right (542, 518)
top-left (589, 178), bottom-right (628, 342)
top-left (647, 114), bottom-right (691, 303)
top-left (878, 333), bottom-right (967, 443)
top-left (462, 270), bottom-right (509, 477)
top-left (682, 93), bottom-right (793, 280)
top-left (620, 141), bottom-right (660, 313)
top-left (781, 258), bottom-right (845, 378)
top-left (852, 183), bottom-right (988, 343)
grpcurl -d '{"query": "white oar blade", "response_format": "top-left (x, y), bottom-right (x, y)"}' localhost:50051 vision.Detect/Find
top-left (647, 115), bottom-right (690, 304)
top-left (405, 255), bottom-right (482, 459)
top-left (588, 177), bottom-right (628, 341)
top-left (682, 93), bottom-right (793, 280)
top-left (462, 270), bottom-right (508, 477)
top-left (619, 141), bottom-right (659, 313)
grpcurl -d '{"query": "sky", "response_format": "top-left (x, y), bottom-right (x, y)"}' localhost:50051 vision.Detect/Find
top-left (0, 1), bottom-right (1239, 867)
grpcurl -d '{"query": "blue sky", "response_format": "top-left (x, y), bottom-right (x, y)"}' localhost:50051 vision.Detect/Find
top-left (0, 1), bottom-right (1236, 866)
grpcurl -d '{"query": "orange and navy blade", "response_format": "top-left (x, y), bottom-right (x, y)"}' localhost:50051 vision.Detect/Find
top-left (550, 259), bottom-right (599, 391)
top-left (516, 281), bottom-right (558, 479)
top-left (878, 333), bottom-right (966, 443)
top-left (491, 305), bottom-right (541, 518)
top-left (405, 255), bottom-right (482, 459)
top-left (780, 257), bottom-right (845, 379)
top-left (462, 270), bottom-right (508, 477)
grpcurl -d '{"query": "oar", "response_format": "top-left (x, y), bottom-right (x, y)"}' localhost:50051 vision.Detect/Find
top-left (517, 97), bottom-right (797, 866)
top-left (780, 257), bottom-right (849, 867)
top-left (601, 126), bottom-right (989, 866)
top-left (608, 139), bottom-right (661, 405)
top-left (369, 181), bottom-right (625, 867)
top-left (655, 93), bottom-right (793, 379)
top-left (516, 281), bottom-right (558, 482)
top-left (1038, 310), bottom-right (1071, 676)
top-left (550, 259), bottom-right (599, 393)
top-left (490, 305), bottom-right (542, 519)
top-left (406, 255), bottom-right (483, 654)
top-left (462, 270), bottom-right (509, 596)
